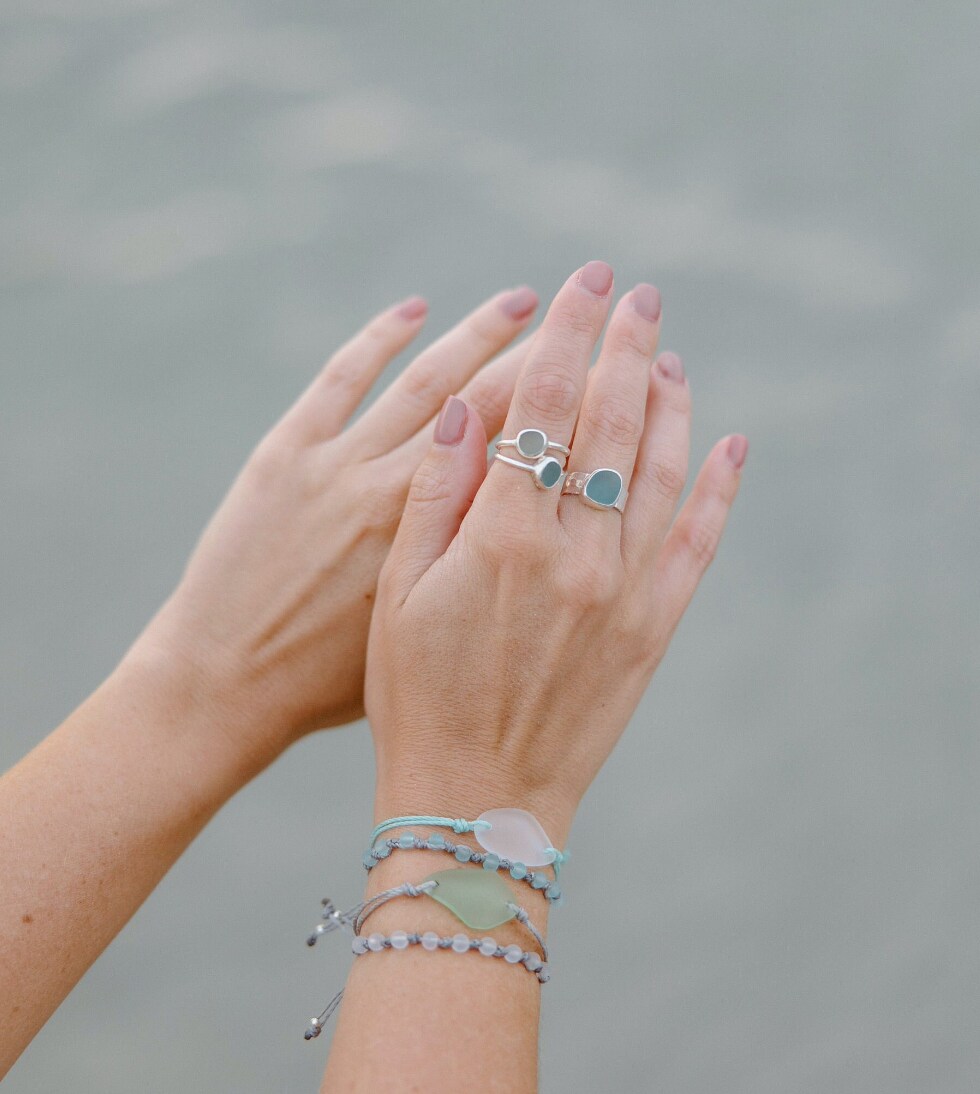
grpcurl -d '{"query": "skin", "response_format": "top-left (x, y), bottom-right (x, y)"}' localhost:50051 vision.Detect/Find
top-left (322, 263), bottom-right (747, 1093)
top-left (0, 284), bottom-right (540, 1077)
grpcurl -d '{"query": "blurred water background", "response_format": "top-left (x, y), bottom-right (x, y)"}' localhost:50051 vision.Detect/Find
top-left (2, 2), bottom-right (979, 1091)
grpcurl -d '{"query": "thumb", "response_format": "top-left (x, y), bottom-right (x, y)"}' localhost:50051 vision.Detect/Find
top-left (385, 395), bottom-right (488, 604)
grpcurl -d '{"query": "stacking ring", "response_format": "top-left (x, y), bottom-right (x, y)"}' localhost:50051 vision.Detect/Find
top-left (494, 452), bottom-right (566, 490)
top-left (561, 468), bottom-right (628, 512)
top-left (494, 428), bottom-right (570, 462)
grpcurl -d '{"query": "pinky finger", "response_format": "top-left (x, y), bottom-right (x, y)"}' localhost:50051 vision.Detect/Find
top-left (653, 434), bottom-right (748, 634)
top-left (276, 296), bottom-right (428, 445)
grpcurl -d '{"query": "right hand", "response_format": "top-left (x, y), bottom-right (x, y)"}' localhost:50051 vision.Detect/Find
top-left (366, 262), bottom-right (747, 842)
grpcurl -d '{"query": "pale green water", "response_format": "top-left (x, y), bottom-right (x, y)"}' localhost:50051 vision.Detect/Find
top-left (2, 3), bottom-right (979, 1091)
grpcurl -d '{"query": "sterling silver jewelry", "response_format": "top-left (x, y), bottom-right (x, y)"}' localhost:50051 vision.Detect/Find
top-left (561, 468), bottom-right (628, 512)
top-left (494, 428), bottom-right (570, 462)
top-left (494, 451), bottom-right (566, 491)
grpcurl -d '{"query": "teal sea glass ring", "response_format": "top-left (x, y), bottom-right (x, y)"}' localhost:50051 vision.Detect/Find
top-left (494, 451), bottom-right (566, 491)
top-left (561, 467), bottom-right (628, 512)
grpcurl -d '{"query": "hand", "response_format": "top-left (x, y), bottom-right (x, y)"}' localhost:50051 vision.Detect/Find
top-left (127, 287), bottom-right (540, 766)
top-left (366, 263), bottom-right (747, 842)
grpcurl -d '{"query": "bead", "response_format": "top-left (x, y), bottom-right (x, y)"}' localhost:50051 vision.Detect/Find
top-left (482, 853), bottom-right (501, 872)
top-left (351, 936), bottom-right (369, 955)
top-left (376, 843), bottom-right (391, 858)
top-left (367, 933), bottom-right (385, 952)
top-left (530, 872), bottom-right (548, 889)
top-left (545, 883), bottom-right (561, 901)
top-left (423, 868), bottom-right (517, 930)
top-left (454, 845), bottom-right (473, 863)
top-left (475, 808), bottom-right (556, 868)
top-left (523, 952), bottom-right (542, 971)
top-left (390, 931), bottom-right (409, 950)
top-left (479, 937), bottom-right (498, 956)
top-left (538, 964), bottom-right (550, 983)
top-left (428, 832), bottom-right (445, 848)
top-left (451, 933), bottom-right (471, 954)
top-left (362, 850), bottom-right (376, 868)
top-left (510, 862), bottom-right (527, 880)
top-left (503, 944), bottom-right (524, 964)
top-left (398, 833), bottom-right (416, 849)
top-left (421, 931), bottom-right (440, 951)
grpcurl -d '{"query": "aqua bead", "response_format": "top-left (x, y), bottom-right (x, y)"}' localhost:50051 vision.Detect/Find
top-left (454, 846), bottom-right (472, 863)
top-left (530, 872), bottom-right (548, 889)
top-left (398, 833), bottom-right (416, 849)
top-left (482, 853), bottom-right (501, 872)
top-left (545, 883), bottom-right (561, 901)
top-left (428, 832), bottom-right (445, 848)
top-left (510, 862), bottom-right (527, 880)
top-left (377, 843), bottom-right (391, 858)
top-left (362, 850), bottom-right (376, 868)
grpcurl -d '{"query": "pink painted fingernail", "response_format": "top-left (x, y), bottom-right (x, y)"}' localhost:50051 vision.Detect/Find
top-left (727, 434), bottom-right (748, 469)
top-left (632, 284), bottom-right (662, 322)
top-left (657, 352), bottom-right (684, 382)
top-left (578, 260), bottom-right (613, 297)
top-left (500, 286), bottom-right (539, 321)
top-left (397, 296), bottom-right (428, 321)
top-left (434, 396), bottom-right (468, 446)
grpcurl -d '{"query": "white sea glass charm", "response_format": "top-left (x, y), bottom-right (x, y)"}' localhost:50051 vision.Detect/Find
top-left (474, 808), bottom-right (555, 868)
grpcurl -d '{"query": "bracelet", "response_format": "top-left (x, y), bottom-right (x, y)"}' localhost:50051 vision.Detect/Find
top-left (309, 876), bottom-right (549, 959)
top-left (370, 808), bottom-right (568, 876)
top-left (352, 930), bottom-right (551, 983)
top-left (362, 833), bottom-right (563, 903)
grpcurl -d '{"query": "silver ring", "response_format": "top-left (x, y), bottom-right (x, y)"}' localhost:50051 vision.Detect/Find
top-left (494, 452), bottom-right (566, 490)
top-left (561, 468), bottom-right (628, 512)
top-left (494, 428), bottom-right (570, 462)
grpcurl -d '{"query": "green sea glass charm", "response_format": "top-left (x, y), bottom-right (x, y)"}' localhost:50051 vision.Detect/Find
top-left (422, 868), bottom-right (518, 930)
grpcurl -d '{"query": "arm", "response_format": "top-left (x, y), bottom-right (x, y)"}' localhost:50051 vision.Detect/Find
top-left (322, 265), bottom-right (747, 1092)
top-left (0, 286), bottom-right (541, 1076)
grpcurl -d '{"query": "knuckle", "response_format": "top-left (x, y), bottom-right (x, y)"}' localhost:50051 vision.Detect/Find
top-left (550, 300), bottom-right (600, 342)
top-left (609, 320), bottom-right (654, 363)
top-left (588, 392), bottom-right (643, 446)
top-left (520, 362), bottom-right (580, 422)
top-left (407, 457), bottom-right (454, 507)
top-left (398, 359), bottom-right (444, 405)
top-left (359, 476), bottom-right (405, 531)
top-left (556, 556), bottom-right (622, 609)
top-left (678, 517), bottom-right (720, 570)
top-left (639, 450), bottom-right (687, 501)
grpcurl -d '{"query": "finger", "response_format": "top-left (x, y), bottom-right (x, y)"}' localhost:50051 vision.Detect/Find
top-left (389, 335), bottom-right (530, 469)
top-left (651, 433), bottom-right (747, 635)
top-left (481, 260), bottom-right (614, 513)
top-left (349, 287), bottom-right (539, 456)
top-left (559, 284), bottom-right (662, 539)
top-left (275, 296), bottom-right (429, 445)
top-left (382, 396), bottom-right (489, 606)
top-left (621, 350), bottom-right (692, 566)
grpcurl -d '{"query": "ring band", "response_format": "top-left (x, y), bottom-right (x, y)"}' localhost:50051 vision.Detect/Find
top-left (494, 428), bottom-right (570, 462)
top-left (561, 468), bottom-right (628, 512)
top-left (494, 452), bottom-right (566, 490)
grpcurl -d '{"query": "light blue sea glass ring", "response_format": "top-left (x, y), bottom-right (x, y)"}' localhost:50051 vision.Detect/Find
top-left (561, 467), bottom-right (628, 512)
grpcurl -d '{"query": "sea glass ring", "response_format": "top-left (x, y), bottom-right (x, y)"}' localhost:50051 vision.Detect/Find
top-left (494, 428), bottom-right (570, 461)
top-left (494, 451), bottom-right (566, 491)
top-left (561, 468), bottom-right (628, 512)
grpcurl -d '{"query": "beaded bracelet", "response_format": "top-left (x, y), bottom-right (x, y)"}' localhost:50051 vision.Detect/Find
top-left (352, 930), bottom-right (550, 982)
top-left (362, 833), bottom-right (563, 904)
top-left (308, 879), bottom-right (549, 961)
top-left (370, 808), bottom-right (568, 876)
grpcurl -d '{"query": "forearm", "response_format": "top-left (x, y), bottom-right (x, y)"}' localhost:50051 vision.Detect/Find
top-left (0, 643), bottom-right (274, 1075)
top-left (320, 782), bottom-right (569, 1094)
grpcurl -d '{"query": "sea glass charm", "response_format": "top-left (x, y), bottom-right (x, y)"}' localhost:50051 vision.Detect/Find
top-left (474, 808), bottom-right (556, 868)
top-left (423, 868), bottom-right (517, 930)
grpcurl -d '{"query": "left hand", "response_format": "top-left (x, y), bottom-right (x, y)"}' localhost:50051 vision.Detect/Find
top-left (126, 287), bottom-right (539, 766)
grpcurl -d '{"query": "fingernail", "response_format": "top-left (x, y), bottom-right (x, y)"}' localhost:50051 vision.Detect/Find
top-left (434, 396), bottom-right (468, 446)
top-left (632, 283), bottom-right (662, 322)
top-left (727, 434), bottom-right (748, 469)
top-left (657, 352), bottom-right (684, 383)
top-left (500, 286), bottom-right (539, 321)
top-left (397, 296), bottom-right (428, 321)
top-left (578, 260), bottom-right (613, 297)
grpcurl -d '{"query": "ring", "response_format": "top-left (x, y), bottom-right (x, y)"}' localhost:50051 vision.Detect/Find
top-left (494, 452), bottom-right (566, 490)
top-left (561, 468), bottom-right (628, 512)
top-left (494, 428), bottom-right (570, 462)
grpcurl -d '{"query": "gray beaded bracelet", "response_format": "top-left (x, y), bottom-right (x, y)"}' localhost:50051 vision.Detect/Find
top-left (363, 833), bottom-right (563, 904)
top-left (353, 929), bottom-right (551, 983)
